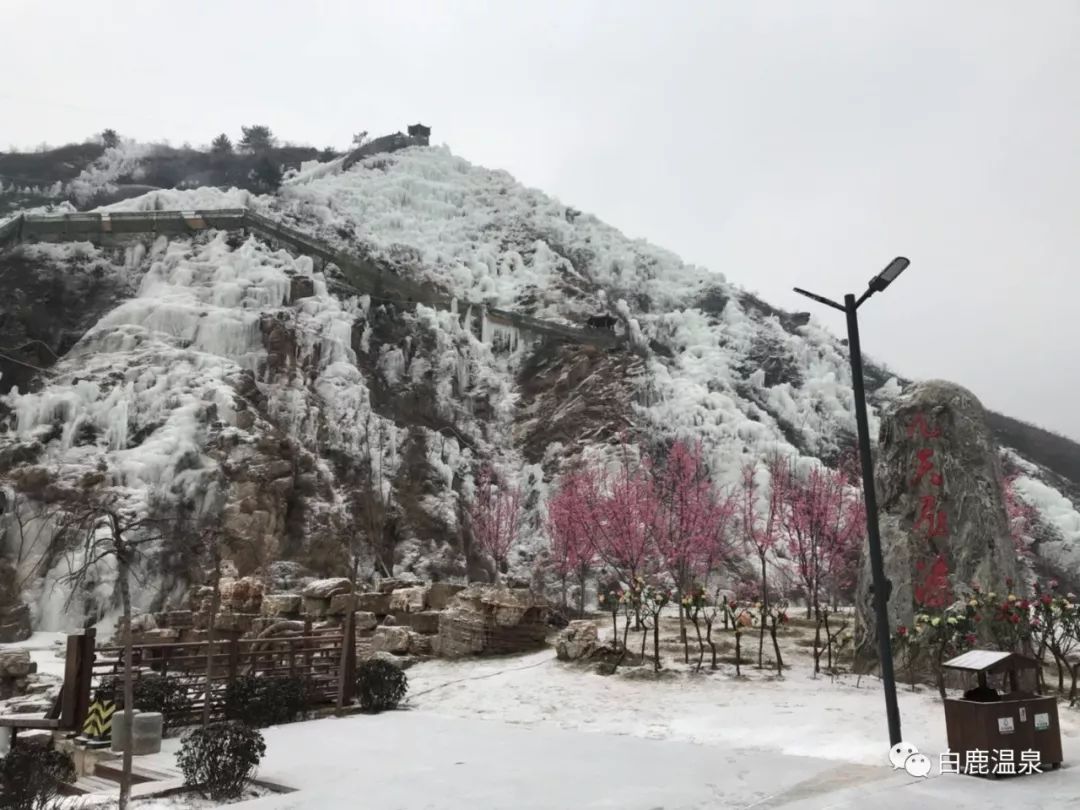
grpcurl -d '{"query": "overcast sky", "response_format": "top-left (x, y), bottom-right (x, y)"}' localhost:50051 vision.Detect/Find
top-left (5, 1), bottom-right (1080, 439)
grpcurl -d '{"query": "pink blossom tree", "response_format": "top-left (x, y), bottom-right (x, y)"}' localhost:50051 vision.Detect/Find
top-left (584, 447), bottom-right (658, 613)
top-left (779, 463), bottom-right (864, 672)
top-left (739, 455), bottom-right (789, 668)
top-left (547, 469), bottom-right (596, 617)
top-left (650, 440), bottom-right (738, 662)
top-left (469, 466), bottom-right (522, 585)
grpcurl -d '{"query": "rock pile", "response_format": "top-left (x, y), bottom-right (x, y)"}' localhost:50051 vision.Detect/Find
top-left (436, 585), bottom-right (550, 658)
top-left (118, 576), bottom-right (550, 664)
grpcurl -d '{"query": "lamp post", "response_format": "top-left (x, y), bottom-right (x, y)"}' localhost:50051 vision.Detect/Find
top-left (794, 256), bottom-right (909, 748)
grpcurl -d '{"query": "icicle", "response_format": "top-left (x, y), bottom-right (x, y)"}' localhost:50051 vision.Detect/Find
top-left (456, 350), bottom-right (470, 395)
top-left (480, 306), bottom-right (491, 345)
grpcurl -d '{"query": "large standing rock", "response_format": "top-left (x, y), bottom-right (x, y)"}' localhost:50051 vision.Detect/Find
top-left (555, 621), bottom-right (599, 661)
top-left (856, 380), bottom-right (1019, 656)
top-left (0, 561), bottom-right (31, 643)
top-left (436, 585), bottom-right (549, 658)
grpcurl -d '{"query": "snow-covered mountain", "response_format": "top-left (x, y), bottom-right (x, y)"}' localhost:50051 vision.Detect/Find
top-left (2, 140), bottom-right (1079, 631)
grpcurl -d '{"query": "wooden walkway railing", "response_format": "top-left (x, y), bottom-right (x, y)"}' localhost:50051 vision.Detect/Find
top-left (91, 614), bottom-right (358, 725)
top-left (1, 208), bottom-right (621, 349)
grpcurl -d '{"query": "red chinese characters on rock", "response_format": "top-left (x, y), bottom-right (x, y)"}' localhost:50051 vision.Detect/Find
top-left (906, 413), bottom-right (942, 439)
top-left (908, 412), bottom-right (951, 607)
top-left (914, 554), bottom-right (953, 608)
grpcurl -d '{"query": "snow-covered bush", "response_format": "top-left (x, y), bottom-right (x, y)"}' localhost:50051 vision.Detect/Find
top-left (0, 743), bottom-right (75, 810)
top-left (224, 675), bottom-right (308, 728)
top-left (177, 722), bottom-right (266, 801)
top-left (101, 673), bottom-right (193, 734)
top-left (355, 658), bottom-right (408, 712)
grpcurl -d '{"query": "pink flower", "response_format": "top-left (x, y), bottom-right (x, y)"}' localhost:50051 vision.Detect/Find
top-left (897, 625), bottom-right (909, 637)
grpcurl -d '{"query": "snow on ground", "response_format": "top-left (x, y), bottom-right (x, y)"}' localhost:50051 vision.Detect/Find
top-left (105, 644), bottom-right (1080, 809)
top-left (8, 628), bottom-right (1080, 807)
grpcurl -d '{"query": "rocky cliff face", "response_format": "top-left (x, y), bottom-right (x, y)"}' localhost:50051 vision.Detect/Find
top-left (3, 143), bottom-right (1080, 633)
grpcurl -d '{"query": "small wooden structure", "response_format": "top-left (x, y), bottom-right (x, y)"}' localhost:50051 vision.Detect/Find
top-left (0, 629), bottom-right (95, 743)
top-left (943, 650), bottom-right (1063, 774)
top-left (407, 123), bottom-right (431, 140)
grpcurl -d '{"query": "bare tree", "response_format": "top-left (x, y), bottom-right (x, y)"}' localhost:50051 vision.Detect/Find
top-left (0, 488), bottom-right (61, 593)
top-left (195, 527), bottom-right (225, 728)
top-left (353, 413), bottom-right (395, 578)
top-left (57, 492), bottom-right (179, 810)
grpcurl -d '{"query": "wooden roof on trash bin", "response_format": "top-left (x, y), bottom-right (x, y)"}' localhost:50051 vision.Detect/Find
top-left (942, 650), bottom-right (1038, 673)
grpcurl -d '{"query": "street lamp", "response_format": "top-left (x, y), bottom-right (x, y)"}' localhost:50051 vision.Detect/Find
top-left (794, 256), bottom-right (909, 748)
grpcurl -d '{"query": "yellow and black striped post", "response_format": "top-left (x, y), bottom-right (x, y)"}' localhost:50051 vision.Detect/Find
top-left (80, 696), bottom-right (115, 747)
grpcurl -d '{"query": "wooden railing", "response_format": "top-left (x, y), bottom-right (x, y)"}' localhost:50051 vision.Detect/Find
top-left (90, 614), bottom-right (358, 725)
top-left (1, 208), bottom-right (621, 349)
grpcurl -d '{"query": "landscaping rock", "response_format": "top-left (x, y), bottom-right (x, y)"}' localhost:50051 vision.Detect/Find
top-left (389, 586), bottom-right (428, 614)
top-left (354, 611), bottom-right (378, 632)
top-left (356, 592), bottom-right (391, 614)
top-left (220, 576), bottom-right (264, 612)
top-left (302, 577), bottom-right (352, 600)
top-left (303, 597), bottom-right (331, 618)
top-left (427, 583), bottom-right (466, 611)
top-left (261, 593), bottom-right (302, 617)
top-left (328, 593), bottom-right (358, 615)
top-left (372, 626), bottom-right (410, 654)
top-left (555, 621), bottom-right (599, 661)
top-left (407, 631), bottom-right (433, 655)
top-left (404, 611), bottom-right (441, 635)
top-left (856, 380), bottom-right (1020, 657)
top-left (0, 651), bottom-right (33, 677)
top-left (212, 613), bottom-right (256, 633)
top-left (377, 578), bottom-right (408, 594)
top-left (0, 603), bottom-right (31, 644)
top-left (437, 585), bottom-right (549, 658)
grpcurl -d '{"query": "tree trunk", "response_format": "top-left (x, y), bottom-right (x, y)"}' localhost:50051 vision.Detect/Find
top-left (935, 643), bottom-right (947, 701)
top-left (203, 552), bottom-right (221, 728)
top-left (652, 611), bottom-right (662, 672)
top-left (735, 631), bottom-right (742, 677)
top-left (692, 614), bottom-right (705, 673)
top-left (678, 587), bottom-right (689, 663)
top-left (706, 620), bottom-right (717, 670)
top-left (769, 618), bottom-right (784, 676)
top-left (577, 568), bottom-right (588, 619)
top-left (812, 609), bottom-right (823, 675)
top-left (117, 552), bottom-right (134, 810)
top-left (758, 553), bottom-right (768, 668)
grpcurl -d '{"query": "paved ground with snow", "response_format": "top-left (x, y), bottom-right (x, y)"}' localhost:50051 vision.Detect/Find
top-left (8, 629), bottom-right (1080, 807)
top-left (121, 642), bottom-right (1080, 809)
